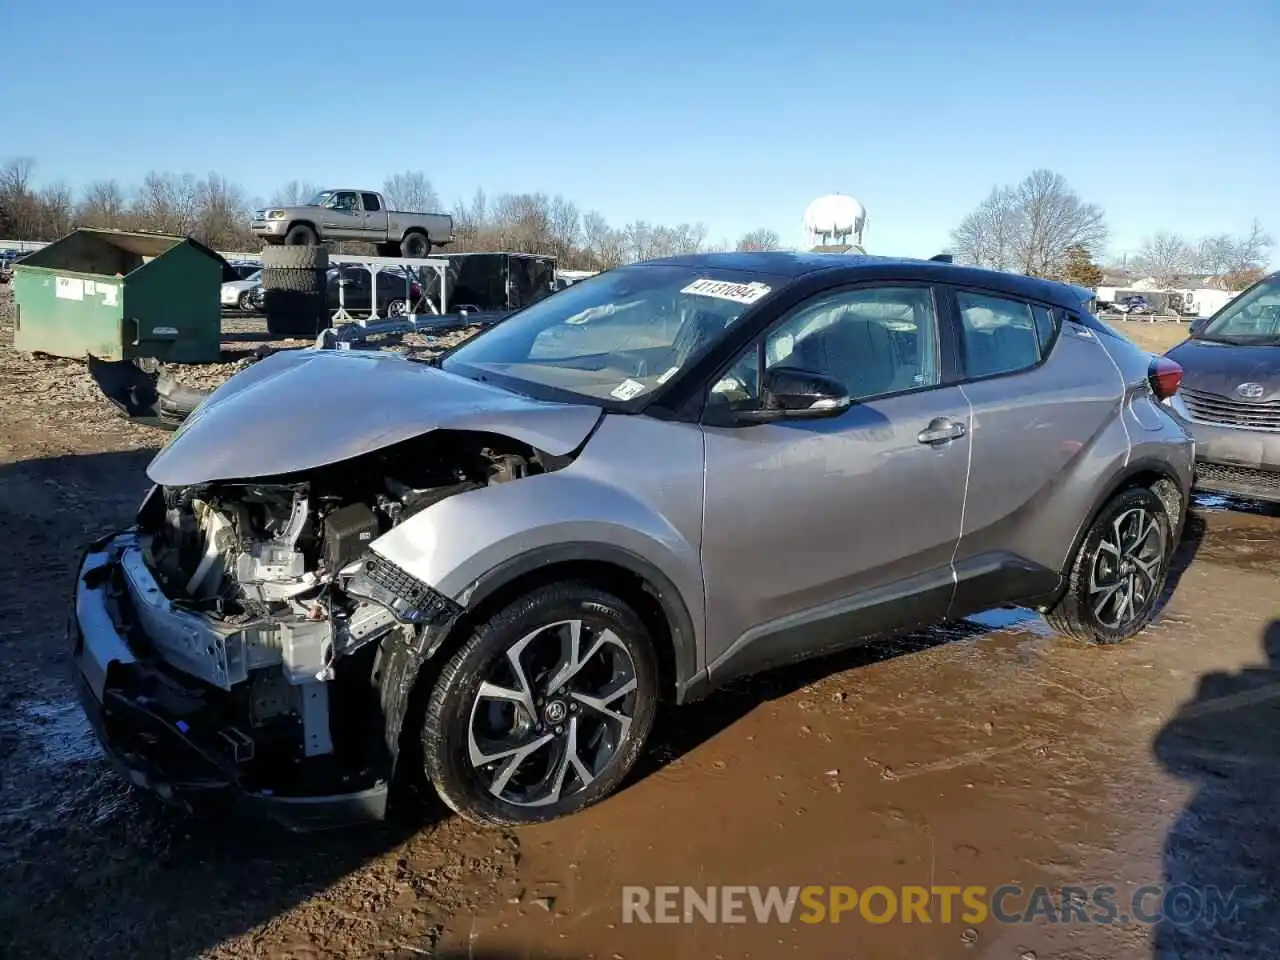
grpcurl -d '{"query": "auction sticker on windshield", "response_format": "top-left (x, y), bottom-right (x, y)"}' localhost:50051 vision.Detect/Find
top-left (610, 379), bottom-right (648, 401)
top-left (681, 278), bottom-right (773, 305)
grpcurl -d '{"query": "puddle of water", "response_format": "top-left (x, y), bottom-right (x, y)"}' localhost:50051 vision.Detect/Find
top-left (1193, 492), bottom-right (1280, 517)
top-left (13, 698), bottom-right (102, 767)
top-left (965, 606), bottom-right (1054, 636)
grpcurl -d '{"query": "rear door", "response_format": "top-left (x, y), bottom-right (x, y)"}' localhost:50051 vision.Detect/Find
top-left (943, 286), bottom-right (1125, 613)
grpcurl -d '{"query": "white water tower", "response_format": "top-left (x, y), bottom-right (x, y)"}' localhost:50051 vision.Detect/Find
top-left (803, 194), bottom-right (867, 251)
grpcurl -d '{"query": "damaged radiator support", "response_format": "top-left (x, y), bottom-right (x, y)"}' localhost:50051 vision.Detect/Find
top-left (125, 513), bottom-right (401, 758)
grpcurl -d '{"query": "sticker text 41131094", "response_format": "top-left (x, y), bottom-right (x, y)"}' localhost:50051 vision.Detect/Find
top-left (680, 278), bottom-right (772, 305)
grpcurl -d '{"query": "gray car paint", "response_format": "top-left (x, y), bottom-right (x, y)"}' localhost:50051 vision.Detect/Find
top-left (142, 266), bottom-right (1194, 705)
top-left (369, 413), bottom-right (709, 673)
top-left (146, 348), bottom-right (605, 486)
top-left (956, 323), bottom-right (1135, 574)
top-left (369, 296), bottom-right (1192, 698)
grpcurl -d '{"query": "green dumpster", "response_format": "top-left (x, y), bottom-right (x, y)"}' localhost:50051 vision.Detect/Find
top-left (11, 227), bottom-right (234, 363)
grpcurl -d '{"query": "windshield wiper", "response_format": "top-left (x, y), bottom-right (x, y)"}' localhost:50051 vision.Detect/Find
top-left (1202, 334), bottom-right (1280, 346)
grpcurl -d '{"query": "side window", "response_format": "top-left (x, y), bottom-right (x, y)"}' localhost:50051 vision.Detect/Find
top-left (361, 192), bottom-right (381, 212)
top-left (331, 191), bottom-right (358, 211)
top-left (955, 291), bottom-right (1043, 379)
top-left (708, 286), bottom-right (940, 409)
top-left (1033, 305), bottom-right (1058, 351)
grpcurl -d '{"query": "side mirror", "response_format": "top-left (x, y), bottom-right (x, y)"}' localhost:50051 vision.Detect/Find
top-left (1188, 317), bottom-right (1209, 338)
top-left (760, 366), bottom-right (851, 419)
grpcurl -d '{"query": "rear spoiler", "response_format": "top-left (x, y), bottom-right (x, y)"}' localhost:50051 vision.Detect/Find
top-left (929, 253), bottom-right (953, 263)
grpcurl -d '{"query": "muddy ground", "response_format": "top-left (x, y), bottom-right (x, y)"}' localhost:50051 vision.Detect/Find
top-left (1, 287), bottom-right (1277, 959)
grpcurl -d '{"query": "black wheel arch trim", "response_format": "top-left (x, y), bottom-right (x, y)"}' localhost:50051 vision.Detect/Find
top-left (457, 542), bottom-right (701, 701)
top-left (1057, 455), bottom-right (1188, 598)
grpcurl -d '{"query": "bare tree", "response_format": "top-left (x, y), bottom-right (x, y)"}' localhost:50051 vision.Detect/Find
top-left (0, 157), bottom-right (40, 239)
top-left (582, 210), bottom-right (626, 269)
top-left (382, 171), bottom-right (440, 212)
top-left (133, 171), bottom-right (201, 235)
top-left (950, 185), bottom-right (1022, 271)
top-left (36, 182), bottom-right (73, 239)
top-left (77, 180), bottom-right (128, 229)
top-left (194, 173), bottom-right (254, 250)
top-left (737, 228), bottom-right (782, 252)
top-left (1196, 219), bottom-right (1273, 276)
top-left (951, 170), bottom-right (1108, 277)
top-left (271, 180), bottom-right (320, 206)
top-left (1133, 232), bottom-right (1196, 288)
top-left (547, 195), bottom-right (581, 263)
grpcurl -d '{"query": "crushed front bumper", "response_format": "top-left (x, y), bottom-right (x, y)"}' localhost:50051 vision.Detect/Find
top-left (70, 531), bottom-right (388, 831)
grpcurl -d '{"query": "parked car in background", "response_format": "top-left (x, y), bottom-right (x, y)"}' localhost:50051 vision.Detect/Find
top-left (1115, 294), bottom-right (1154, 316)
top-left (0, 249), bottom-right (27, 283)
top-left (1165, 270), bottom-right (1280, 502)
top-left (220, 267), bottom-right (262, 311)
top-left (251, 188), bottom-right (454, 258)
top-left (329, 264), bottom-right (422, 317)
top-left (70, 252), bottom-right (1193, 832)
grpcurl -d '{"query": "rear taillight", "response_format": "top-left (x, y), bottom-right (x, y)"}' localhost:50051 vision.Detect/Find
top-left (1148, 357), bottom-right (1183, 400)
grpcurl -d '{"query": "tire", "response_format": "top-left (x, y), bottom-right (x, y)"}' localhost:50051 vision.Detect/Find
top-left (386, 299), bottom-right (407, 317)
top-left (400, 232), bottom-right (431, 259)
top-left (261, 263), bottom-right (327, 337)
top-left (262, 244), bottom-right (329, 270)
top-left (237, 290), bottom-right (255, 311)
top-left (422, 582), bottom-right (660, 827)
top-left (1045, 486), bottom-right (1173, 644)
top-left (285, 223), bottom-right (319, 246)
top-left (260, 266), bottom-right (322, 294)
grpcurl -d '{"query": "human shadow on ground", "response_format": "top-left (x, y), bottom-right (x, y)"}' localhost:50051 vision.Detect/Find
top-left (1151, 619), bottom-right (1280, 958)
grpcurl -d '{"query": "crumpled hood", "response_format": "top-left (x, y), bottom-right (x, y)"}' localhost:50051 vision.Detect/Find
top-left (1166, 339), bottom-right (1280, 402)
top-left (147, 348), bottom-right (604, 486)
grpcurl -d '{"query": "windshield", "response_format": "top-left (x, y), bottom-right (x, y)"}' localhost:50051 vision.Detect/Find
top-left (306, 190), bottom-right (335, 207)
top-left (442, 263), bottom-right (781, 404)
top-left (1201, 275), bottom-right (1280, 343)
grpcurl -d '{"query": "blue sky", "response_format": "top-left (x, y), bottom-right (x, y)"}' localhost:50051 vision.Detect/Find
top-left (3, 0), bottom-right (1277, 262)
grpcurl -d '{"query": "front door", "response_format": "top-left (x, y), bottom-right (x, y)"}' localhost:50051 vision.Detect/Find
top-left (320, 191), bottom-right (364, 239)
top-left (699, 283), bottom-right (971, 684)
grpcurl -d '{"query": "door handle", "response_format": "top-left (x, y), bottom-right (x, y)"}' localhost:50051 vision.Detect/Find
top-left (917, 417), bottom-right (966, 445)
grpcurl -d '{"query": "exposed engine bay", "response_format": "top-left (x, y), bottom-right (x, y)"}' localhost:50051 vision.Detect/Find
top-left (127, 432), bottom-right (561, 775)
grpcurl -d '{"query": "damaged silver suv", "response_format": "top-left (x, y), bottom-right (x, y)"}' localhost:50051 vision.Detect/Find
top-left (72, 252), bottom-right (1194, 830)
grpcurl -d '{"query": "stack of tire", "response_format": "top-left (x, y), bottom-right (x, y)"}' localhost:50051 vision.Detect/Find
top-left (261, 244), bottom-right (329, 337)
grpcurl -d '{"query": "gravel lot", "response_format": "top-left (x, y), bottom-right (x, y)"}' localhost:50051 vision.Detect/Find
top-left (1, 286), bottom-right (1277, 960)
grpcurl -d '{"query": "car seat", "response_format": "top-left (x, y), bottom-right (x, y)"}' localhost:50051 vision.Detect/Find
top-left (789, 313), bottom-right (902, 398)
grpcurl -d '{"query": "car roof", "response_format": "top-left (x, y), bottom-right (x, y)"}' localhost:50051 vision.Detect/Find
top-left (639, 251), bottom-right (1092, 311)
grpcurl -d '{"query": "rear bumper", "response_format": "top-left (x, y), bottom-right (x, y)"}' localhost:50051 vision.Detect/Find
top-left (70, 532), bottom-right (388, 831)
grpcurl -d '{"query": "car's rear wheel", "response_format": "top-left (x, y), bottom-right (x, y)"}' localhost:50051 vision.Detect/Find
top-left (1046, 486), bottom-right (1173, 644)
top-left (422, 583), bottom-right (659, 826)
top-left (400, 232), bottom-right (431, 259)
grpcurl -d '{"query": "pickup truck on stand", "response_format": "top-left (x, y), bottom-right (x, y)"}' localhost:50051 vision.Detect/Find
top-left (252, 188), bottom-right (454, 258)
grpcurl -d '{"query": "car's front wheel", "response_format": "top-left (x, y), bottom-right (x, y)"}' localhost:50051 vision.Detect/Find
top-left (422, 583), bottom-right (660, 826)
top-left (1046, 486), bottom-right (1174, 644)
